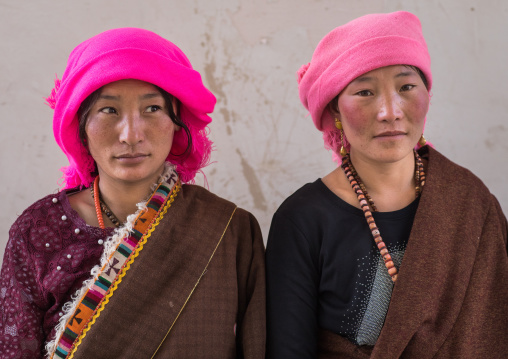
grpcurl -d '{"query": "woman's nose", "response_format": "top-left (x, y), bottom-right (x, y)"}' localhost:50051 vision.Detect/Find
top-left (377, 92), bottom-right (403, 121)
top-left (118, 113), bottom-right (144, 145)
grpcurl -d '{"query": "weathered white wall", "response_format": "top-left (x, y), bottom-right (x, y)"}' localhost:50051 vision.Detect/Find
top-left (1, 0), bottom-right (507, 260)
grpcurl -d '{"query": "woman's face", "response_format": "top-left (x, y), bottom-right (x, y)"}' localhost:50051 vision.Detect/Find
top-left (85, 79), bottom-right (179, 186)
top-left (333, 65), bottom-right (429, 165)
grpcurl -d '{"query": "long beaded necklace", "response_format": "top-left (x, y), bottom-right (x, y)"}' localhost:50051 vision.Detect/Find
top-left (341, 150), bottom-right (426, 282)
top-left (90, 176), bottom-right (122, 229)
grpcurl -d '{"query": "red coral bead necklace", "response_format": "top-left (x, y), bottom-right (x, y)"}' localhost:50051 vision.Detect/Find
top-left (341, 150), bottom-right (426, 282)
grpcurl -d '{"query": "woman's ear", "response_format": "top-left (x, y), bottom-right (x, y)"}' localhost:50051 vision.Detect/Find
top-left (171, 97), bottom-right (178, 115)
top-left (327, 101), bottom-right (340, 118)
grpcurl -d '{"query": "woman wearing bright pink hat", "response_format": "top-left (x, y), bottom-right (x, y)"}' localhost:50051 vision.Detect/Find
top-left (0, 28), bottom-right (265, 358)
top-left (266, 11), bottom-right (507, 358)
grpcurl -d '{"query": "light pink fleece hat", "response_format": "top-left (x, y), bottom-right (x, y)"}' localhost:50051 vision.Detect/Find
top-left (297, 11), bottom-right (432, 132)
top-left (46, 27), bottom-right (216, 188)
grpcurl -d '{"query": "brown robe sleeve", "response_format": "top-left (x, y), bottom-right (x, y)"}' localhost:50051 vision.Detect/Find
top-left (429, 194), bottom-right (508, 358)
top-left (231, 209), bottom-right (267, 358)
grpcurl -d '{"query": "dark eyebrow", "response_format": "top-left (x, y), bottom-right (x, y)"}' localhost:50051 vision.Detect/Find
top-left (97, 92), bottom-right (163, 101)
top-left (140, 93), bottom-right (163, 100)
top-left (351, 71), bottom-right (417, 84)
top-left (351, 76), bottom-right (373, 84)
top-left (395, 71), bottom-right (417, 78)
top-left (98, 94), bottom-right (119, 101)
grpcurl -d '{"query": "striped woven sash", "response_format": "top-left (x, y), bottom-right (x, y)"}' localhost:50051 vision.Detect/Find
top-left (51, 175), bottom-right (180, 359)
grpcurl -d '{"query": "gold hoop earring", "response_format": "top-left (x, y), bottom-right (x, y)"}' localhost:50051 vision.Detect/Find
top-left (335, 118), bottom-right (348, 157)
top-left (419, 134), bottom-right (427, 147)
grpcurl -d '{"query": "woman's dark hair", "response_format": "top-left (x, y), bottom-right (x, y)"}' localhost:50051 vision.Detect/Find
top-left (77, 89), bottom-right (101, 148)
top-left (156, 86), bottom-right (192, 157)
top-left (406, 65), bottom-right (428, 89)
top-left (77, 86), bottom-right (192, 157)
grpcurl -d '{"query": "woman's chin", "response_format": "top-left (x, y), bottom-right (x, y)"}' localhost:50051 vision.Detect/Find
top-left (99, 166), bottom-right (164, 186)
top-left (353, 146), bottom-right (416, 165)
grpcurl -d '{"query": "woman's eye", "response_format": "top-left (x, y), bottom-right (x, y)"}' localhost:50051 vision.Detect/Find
top-left (400, 84), bottom-right (415, 92)
top-left (146, 105), bottom-right (162, 113)
top-left (100, 107), bottom-right (117, 114)
top-left (356, 90), bottom-right (372, 97)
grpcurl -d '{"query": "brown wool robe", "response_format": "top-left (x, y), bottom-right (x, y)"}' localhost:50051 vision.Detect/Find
top-left (69, 185), bottom-right (266, 358)
top-left (318, 146), bottom-right (508, 358)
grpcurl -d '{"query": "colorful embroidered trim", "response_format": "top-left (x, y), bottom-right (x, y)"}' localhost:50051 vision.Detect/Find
top-left (52, 178), bottom-right (181, 359)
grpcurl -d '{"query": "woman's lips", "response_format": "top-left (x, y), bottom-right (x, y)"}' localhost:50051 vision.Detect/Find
top-left (114, 153), bottom-right (149, 163)
top-left (374, 131), bottom-right (407, 138)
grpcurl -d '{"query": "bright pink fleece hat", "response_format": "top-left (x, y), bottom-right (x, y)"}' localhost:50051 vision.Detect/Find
top-left (297, 11), bottom-right (432, 132)
top-left (46, 27), bottom-right (216, 188)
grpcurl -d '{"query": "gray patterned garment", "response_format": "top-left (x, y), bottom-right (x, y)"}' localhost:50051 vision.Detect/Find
top-left (354, 249), bottom-right (405, 345)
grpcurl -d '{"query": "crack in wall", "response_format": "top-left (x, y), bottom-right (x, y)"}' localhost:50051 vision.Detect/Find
top-left (236, 149), bottom-right (267, 211)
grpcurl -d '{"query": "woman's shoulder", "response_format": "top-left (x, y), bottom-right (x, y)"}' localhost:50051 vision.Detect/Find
top-left (9, 188), bottom-right (106, 244)
top-left (275, 179), bottom-right (335, 217)
top-left (181, 183), bottom-right (234, 204)
top-left (179, 184), bottom-right (263, 247)
top-left (7, 190), bottom-right (82, 267)
top-left (425, 147), bottom-right (504, 223)
top-left (426, 147), bottom-right (491, 195)
top-left (10, 191), bottom-right (66, 230)
top-left (180, 183), bottom-right (258, 223)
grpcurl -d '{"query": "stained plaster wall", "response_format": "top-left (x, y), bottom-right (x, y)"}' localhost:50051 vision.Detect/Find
top-left (1, 0), bottom-right (507, 260)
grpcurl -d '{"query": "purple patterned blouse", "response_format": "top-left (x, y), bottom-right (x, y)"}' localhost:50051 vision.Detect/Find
top-left (0, 190), bottom-right (113, 358)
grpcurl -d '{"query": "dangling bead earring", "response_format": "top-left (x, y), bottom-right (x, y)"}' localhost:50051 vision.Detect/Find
top-left (335, 118), bottom-right (348, 157)
top-left (419, 134), bottom-right (427, 147)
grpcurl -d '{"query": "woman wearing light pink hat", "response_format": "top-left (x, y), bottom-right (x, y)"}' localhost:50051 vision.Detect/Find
top-left (266, 11), bottom-right (507, 358)
top-left (0, 28), bottom-right (265, 358)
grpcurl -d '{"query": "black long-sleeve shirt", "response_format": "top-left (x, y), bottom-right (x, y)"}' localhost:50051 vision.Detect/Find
top-left (266, 179), bottom-right (419, 358)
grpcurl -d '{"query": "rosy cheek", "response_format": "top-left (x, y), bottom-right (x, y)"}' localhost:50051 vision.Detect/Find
top-left (414, 92), bottom-right (430, 114)
top-left (339, 100), bottom-right (369, 135)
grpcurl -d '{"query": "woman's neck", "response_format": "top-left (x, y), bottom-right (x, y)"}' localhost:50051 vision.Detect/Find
top-left (97, 175), bottom-right (159, 223)
top-left (348, 150), bottom-right (417, 212)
